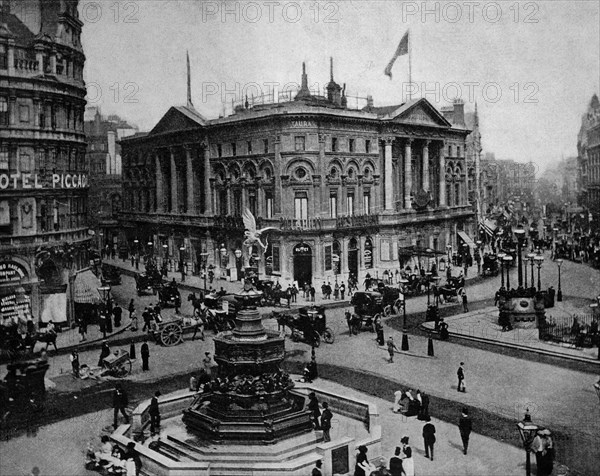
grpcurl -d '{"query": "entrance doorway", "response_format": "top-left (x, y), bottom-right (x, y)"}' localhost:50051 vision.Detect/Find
top-left (293, 243), bottom-right (312, 286)
top-left (348, 238), bottom-right (358, 278)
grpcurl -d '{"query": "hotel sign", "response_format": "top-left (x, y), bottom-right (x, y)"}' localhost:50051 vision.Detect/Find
top-left (0, 173), bottom-right (89, 190)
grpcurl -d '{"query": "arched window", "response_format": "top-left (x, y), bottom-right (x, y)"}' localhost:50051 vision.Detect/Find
top-left (332, 241), bottom-right (341, 274)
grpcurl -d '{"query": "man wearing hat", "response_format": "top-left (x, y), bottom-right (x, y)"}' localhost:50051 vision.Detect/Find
top-left (149, 390), bottom-right (161, 435)
top-left (458, 407), bottom-right (472, 455)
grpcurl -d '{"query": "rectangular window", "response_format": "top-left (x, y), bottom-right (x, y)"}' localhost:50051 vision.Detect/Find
top-left (347, 192), bottom-right (355, 216)
top-left (219, 189), bottom-right (227, 214)
top-left (263, 139), bottom-right (269, 154)
top-left (39, 106), bottom-right (46, 129)
top-left (247, 140), bottom-right (252, 154)
top-left (217, 144), bottom-right (222, 158)
top-left (349, 138), bottom-right (355, 153)
top-left (381, 239), bottom-right (391, 261)
top-left (363, 192), bottom-right (371, 215)
top-left (265, 191), bottom-right (273, 218)
top-left (19, 153), bottom-right (31, 172)
top-left (294, 136), bottom-right (306, 151)
top-left (0, 97), bottom-right (8, 126)
top-left (0, 45), bottom-right (7, 70)
top-left (455, 183), bottom-right (460, 206)
top-left (231, 142), bottom-right (236, 156)
top-left (294, 192), bottom-right (308, 221)
top-left (19, 105), bottom-right (29, 123)
top-left (248, 193), bottom-right (256, 217)
top-left (331, 137), bottom-right (338, 152)
top-left (233, 190), bottom-right (242, 216)
top-left (272, 244), bottom-right (281, 272)
top-left (365, 139), bottom-right (371, 153)
top-left (0, 147), bottom-right (8, 170)
top-left (324, 244), bottom-right (332, 271)
top-left (329, 192), bottom-right (337, 218)
top-left (51, 104), bottom-right (56, 129)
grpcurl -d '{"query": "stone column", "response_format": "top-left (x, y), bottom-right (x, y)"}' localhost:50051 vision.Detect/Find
top-left (274, 136), bottom-right (282, 214)
top-left (318, 134), bottom-right (326, 217)
top-left (404, 139), bottom-right (413, 209)
top-left (185, 146), bottom-right (195, 214)
top-left (384, 137), bottom-right (394, 211)
top-left (202, 141), bottom-right (212, 215)
top-left (423, 140), bottom-right (430, 191)
top-left (170, 148), bottom-right (178, 213)
top-left (439, 143), bottom-right (446, 206)
top-left (7, 40), bottom-right (15, 76)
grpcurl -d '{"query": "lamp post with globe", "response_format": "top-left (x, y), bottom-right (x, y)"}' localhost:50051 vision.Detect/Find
top-left (498, 252), bottom-right (506, 288)
top-left (556, 259), bottom-right (563, 301)
top-left (516, 409), bottom-right (539, 476)
top-left (503, 255), bottom-right (513, 290)
top-left (534, 255), bottom-right (544, 290)
top-left (399, 278), bottom-right (409, 351)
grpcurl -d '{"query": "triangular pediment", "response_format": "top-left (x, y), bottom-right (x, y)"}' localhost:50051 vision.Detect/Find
top-left (149, 106), bottom-right (206, 136)
top-left (389, 99), bottom-right (452, 128)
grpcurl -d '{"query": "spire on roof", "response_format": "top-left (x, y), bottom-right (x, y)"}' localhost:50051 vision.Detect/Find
top-left (295, 61), bottom-right (312, 100)
top-left (326, 57), bottom-right (342, 105)
top-left (330, 57), bottom-right (334, 81)
top-left (186, 50), bottom-right (194, 109)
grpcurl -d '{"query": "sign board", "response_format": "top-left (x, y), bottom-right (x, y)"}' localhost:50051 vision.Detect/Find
top-left (293, 243), bottom-right (311, 255)
top-left (0, 173), bottom-right (89, 190)
top-left (1, 293), bottom-right (32, 324)
top-left (0, 261), bottom-right (28, 284)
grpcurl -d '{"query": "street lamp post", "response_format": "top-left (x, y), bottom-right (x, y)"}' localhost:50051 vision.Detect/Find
top-left (516, 409), bottom-right (539, 476)
top-left (503, 256), bottom-right (513, 290)
top-left (179, 246), bottom-right (186, 282)
top-left (527, 253), bottom-right (536, 289)
top-left (534, 255), bottom-right (544, 290)
top-left (523, 257), bottom-right (529, 288)
top-left (162, 244), bottom-right (168, 272)
top-left (426, 272), bottom-right (432, 306)
top-left (200, 248), bottom-right (209, 292)
top-left (514, 228), bottom-right (526, 288)
top-left (498, 252), bottom-right (506, 288)
top-left (399, 278), bottom-right (409, 351)
top-left (556, 259), bottom-right (563, 301)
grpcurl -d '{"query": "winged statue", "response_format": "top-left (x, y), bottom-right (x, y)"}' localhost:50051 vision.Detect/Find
top-left (242, 208), bottom-right (277, 251)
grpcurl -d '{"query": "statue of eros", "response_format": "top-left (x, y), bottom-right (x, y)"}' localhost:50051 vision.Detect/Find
top-left (242, 208), bottom-right (277, 252)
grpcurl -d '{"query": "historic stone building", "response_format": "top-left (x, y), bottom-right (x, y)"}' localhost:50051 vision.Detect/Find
top-left (84, 107), bottom-right (137, 254)
top-left (577, 94), bottom-right (600, 230)
top-left (0, 0), bottom-right (89, 325)
top-left (120, 62), bottom-right (475, 286)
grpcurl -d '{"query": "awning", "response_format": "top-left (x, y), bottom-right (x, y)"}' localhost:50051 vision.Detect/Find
top-left (479, 218), bottom-right (498, 237)
top-left (457, 231), bottom-right (476, 249)
top-left (73, 269), bottom-right (102, 304)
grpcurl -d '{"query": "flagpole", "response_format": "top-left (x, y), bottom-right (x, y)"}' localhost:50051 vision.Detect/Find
top-left (408, 28), bottom-right (412, 101)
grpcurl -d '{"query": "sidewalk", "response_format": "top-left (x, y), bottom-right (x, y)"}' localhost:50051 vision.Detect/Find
top-left (422, 302), bottom-right (600, 363)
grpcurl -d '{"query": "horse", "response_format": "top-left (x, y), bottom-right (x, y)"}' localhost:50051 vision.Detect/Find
top-left (27, 331), bottom-right (58, 352)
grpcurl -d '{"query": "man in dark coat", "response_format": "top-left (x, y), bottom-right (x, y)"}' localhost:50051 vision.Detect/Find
top-left (457, 362), bottom-right (465, 392)
top-left (458, 407), bottom-right (472, 455)
top-left (113, 305), bottom-right (123, 327)
top-left (122, 442), bottom-right (143, 476)
top-left (142, 307), bottom-right (152, 332)
top-left (141, 338), bottom-right (150, 371)
top-left (149, 390), bottom-right (161, 434)
top-left (320, 402), bottom-right (332, 442)
top-left (388, 446), bottom-right (403, 476)
top-left (422, 422), bottom-right (436, 460)
top-left (98, 341), bottom-right (110, 367)
top-left (113, 383), bottom-right (130, 428)
top-left (307, 392), bottom-right (321, 430)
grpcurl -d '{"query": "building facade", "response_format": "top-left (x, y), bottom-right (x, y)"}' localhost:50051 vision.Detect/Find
top-left (84, 107), bottom-right (137, 254)
top-left (577, 94), bottom-right (600, 230)
top-left (120, 63), bottom-right (475, 286)
top-left (0, 0), bottom-right (89, 325)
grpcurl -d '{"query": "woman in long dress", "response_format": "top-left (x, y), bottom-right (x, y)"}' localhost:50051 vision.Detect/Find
top-left (393, 390), bottom-right (403, 413)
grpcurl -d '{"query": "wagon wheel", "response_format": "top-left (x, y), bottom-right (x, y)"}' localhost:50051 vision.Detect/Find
top-left (115, 359), bottom-right (132, 378)
top-left (323, 327), bottom-right (335, 344)
top-left (456, 287), bottom-right (464, 298)
top-left (160, 322), bottom-right (183, 346)
top-left (312, 331), bottom-right (321, 348)
top-left (384, 305), bottom-right (393, 317)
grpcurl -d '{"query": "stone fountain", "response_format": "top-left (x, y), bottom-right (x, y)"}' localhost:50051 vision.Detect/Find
top-left (182, 282), bottom-right (313, 443)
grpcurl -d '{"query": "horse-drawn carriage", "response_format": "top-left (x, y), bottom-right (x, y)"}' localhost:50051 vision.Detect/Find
top-left (0, 325), bottom-right (58, 360)
top-left (482, 254), bottom-right (499, 277)
top-left (158, 282), bottom-right (181, 308)
top-left (100, 264), bottom-right (121, 286)
top-left (202, 294), bottom-right (237, 332)
top-left (135, 269), bottom-right (163, 296)
top-left (273, 305), bottom-right (334, 347)
top-left (256, 280), bottom-right (290, 307)
top-left (432, 275), bottom-right (465, 303)
top-left (350, 291), bottom-right (385, 332)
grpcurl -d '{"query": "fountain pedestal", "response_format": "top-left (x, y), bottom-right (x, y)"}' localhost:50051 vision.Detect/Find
top-left (182, 283), bottom-right (312, 443)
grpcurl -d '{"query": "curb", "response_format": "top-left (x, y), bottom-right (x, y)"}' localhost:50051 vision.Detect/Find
top-left (420, 323), bottom-right (600, 374)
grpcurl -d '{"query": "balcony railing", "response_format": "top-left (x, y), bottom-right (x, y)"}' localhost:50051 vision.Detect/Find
top-left (336, 214), bottom-right (379, 229)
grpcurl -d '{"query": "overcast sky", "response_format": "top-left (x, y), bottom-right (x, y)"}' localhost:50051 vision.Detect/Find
top-left (81, 0), bottom-right (599, 171)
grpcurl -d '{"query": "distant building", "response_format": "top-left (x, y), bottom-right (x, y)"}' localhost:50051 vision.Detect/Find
top-left (0, 0), bottom-right (89, 326)
top-left (120, 60), bottom-right (475, 285)
top-left (84, 107), bottom-right (137, 254)
top-left (577, 94), bottom-right (600, 229)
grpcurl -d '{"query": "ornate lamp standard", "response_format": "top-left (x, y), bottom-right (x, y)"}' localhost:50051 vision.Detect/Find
top-left (162, 244), bottom-right (168, 270)
top-left (516, 409), bottom-right (539, 476)
top-left (527, 253), bottom-right (536, 289)
top-left (179, 246), bottom-right (186, 282)
top-left (220, 243), bottom-right (228, 279)
top-left (399, 278), bottom-right (409, 351)
top-left (534, 255), bottom-right (544, 290)
top-left (425, 272), bottom-right (433, 306)
top-left (503, 255), bottom-right (513, 290)
top-left (523, 256), bottom-right (529, 288)
top-left (514, 228), bottom-right (526, 288)
top-left (497, 252), bottom-right (506, 288)
top-left (556, 259), bottom-right (563, 302)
